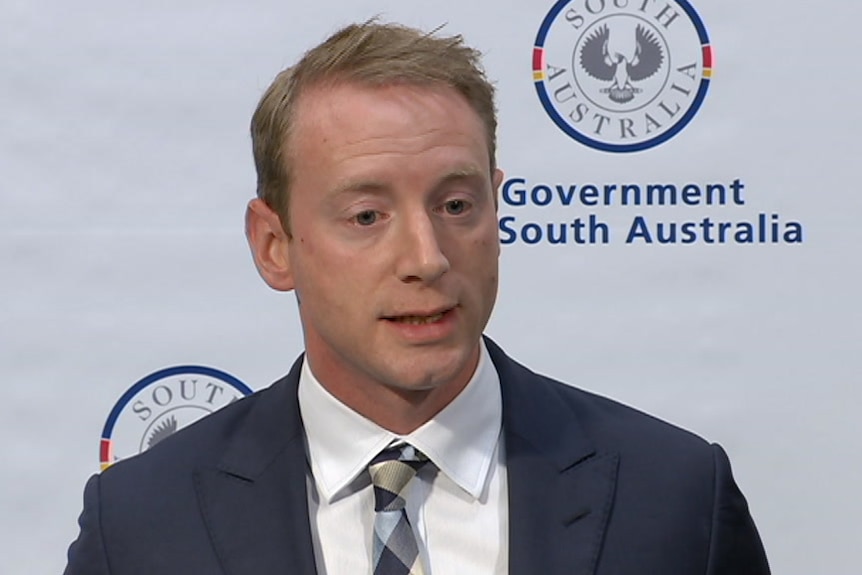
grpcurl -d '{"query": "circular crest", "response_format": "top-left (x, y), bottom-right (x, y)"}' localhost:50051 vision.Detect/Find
top-left (99, 366), bottom-right (252, 470)
top-left (534, 0), bottom-right (713, 152)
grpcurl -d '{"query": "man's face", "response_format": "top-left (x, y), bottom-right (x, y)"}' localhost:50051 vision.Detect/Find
top-left (273, 82), bottom-right (502, 415)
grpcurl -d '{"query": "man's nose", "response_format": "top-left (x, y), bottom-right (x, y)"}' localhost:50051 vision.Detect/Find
top-left (395, 212), bottom-right (450, 284)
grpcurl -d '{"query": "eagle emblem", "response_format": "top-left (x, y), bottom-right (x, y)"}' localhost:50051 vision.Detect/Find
top-left (579, 23), bottom-right (665, 104)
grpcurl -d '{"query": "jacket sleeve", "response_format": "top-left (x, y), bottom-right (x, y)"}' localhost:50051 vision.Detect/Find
top-left (706, 444), bottom-right (771, 575)
top-left (64, 474), bottom-right (112, 575)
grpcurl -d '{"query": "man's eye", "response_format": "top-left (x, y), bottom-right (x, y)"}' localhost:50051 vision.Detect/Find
top-left (444, 199), bottom-right (468, 215)
top-left (354, 210), bottom-right (379, 226)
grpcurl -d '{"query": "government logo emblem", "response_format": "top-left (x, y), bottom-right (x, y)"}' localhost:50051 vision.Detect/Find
top-left (99, 366), bottom-right (252, 470)
top-left (533, 0), bottom-right (713, 152)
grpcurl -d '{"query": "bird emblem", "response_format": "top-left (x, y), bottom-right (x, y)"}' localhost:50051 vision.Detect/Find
top-left (579, 23), bottom-right (664, 104)
top-left (147, 415), bottom-right (178, 449)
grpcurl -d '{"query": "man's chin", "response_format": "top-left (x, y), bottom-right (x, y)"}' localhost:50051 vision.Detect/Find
top-left (381, 345), bottom-right (479, 393)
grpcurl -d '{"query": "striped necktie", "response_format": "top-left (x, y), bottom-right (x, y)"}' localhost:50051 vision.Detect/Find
top-left (368, 444), bottom-right (429, 575)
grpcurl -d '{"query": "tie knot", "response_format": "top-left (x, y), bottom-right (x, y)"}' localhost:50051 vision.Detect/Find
top-left (368, 444), bottom-right (429, 512)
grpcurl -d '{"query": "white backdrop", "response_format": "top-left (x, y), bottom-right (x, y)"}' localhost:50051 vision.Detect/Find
top-left (2, 1), bottom-right (860, 574)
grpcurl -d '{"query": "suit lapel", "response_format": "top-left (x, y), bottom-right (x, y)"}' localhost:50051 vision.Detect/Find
top-left (195, 358), bottom-right (318, 575)
top-left (192, 341), bottom-right (618, 575)
top-left (487, 339), bottom-right (619, 575)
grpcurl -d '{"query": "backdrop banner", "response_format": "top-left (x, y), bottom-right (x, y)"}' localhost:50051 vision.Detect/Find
top-left (2, 2), bottom-right (859, 574)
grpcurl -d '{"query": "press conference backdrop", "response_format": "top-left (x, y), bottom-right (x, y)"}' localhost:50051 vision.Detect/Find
top-left (1, 1), bottom-right (859, 573)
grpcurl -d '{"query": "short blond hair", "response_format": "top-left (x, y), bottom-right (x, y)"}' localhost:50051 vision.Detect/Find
top-left (250, 20), bottom-right (497, 233)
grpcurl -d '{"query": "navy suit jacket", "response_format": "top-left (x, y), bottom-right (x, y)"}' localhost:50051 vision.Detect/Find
top-left (65, 339), bottom-right (769, 574)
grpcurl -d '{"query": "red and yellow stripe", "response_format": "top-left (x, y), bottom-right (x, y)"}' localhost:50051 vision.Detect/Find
top-left (100, 438), bottom-right (114, 471)
top-left (532, 47), bottom-right (546, 81)
top-left (702, 45), bottom-right (714, 79)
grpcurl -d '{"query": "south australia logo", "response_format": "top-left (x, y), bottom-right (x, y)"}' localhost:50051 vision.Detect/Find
top-left (99, 366), bottom-right (252, 470)
top-left (533, 0), bottom-right (713, 152)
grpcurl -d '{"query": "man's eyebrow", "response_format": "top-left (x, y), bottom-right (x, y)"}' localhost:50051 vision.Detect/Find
top-left (329, 167), bottom-right (486, 197)
top-left (330, 179), bottom-right (391, 197)
top-left (434, 167), bottom-right (486, 187)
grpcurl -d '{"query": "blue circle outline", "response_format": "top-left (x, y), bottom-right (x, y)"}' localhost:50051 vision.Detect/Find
top-left (534, 0), bottom-right (711, 153)
top-left (100, 365), bottom-right (253, 441)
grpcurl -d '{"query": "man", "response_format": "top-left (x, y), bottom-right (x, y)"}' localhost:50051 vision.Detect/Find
top-left (65, 21), bottom-right (770, 575)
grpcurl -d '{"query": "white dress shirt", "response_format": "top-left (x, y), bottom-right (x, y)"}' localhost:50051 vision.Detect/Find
top-left (298, 341), bottom-right (508, 575)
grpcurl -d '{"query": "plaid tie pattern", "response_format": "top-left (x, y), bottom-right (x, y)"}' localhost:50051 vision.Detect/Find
top-left (368, 444), bottom-right (429, 575)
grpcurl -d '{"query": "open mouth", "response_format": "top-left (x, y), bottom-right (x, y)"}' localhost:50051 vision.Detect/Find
top-left (388, 312), bottom-right (446, 325)
top-left (384, 308), bottom-right (452, 326)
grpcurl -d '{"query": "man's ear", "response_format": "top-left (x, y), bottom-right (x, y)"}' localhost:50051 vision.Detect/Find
top-left (493, 169), bottom-right (505, 255)
top-left (245, 198), bottom-right (295, 291)
top-left (492, 168), bottom-right (504, 210)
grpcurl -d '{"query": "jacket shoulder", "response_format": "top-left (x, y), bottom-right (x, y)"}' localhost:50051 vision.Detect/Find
top-left (104, 381), bottom-right (267, 478)
top-left (487, 337), bottom-right (715, 459)
top-left (97, 366), bottom-right (300, 506)
top-left (545, 372), bottom-right (712, 452)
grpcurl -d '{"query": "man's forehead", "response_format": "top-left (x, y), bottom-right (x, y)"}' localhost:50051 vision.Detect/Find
top-left (294, 80), bottom-right (476, 129)
top-left (290, 81), bottom-right (487, 161)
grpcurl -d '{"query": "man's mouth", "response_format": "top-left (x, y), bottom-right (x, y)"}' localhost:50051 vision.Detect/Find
top-left (388, 312), bottom-right (446, 325)
top-left (384, 307), bottom-right (453, 325)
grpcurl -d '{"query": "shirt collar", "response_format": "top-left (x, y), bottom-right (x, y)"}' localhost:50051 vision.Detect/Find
top-left (298, 340), bottom-right (502, 503)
